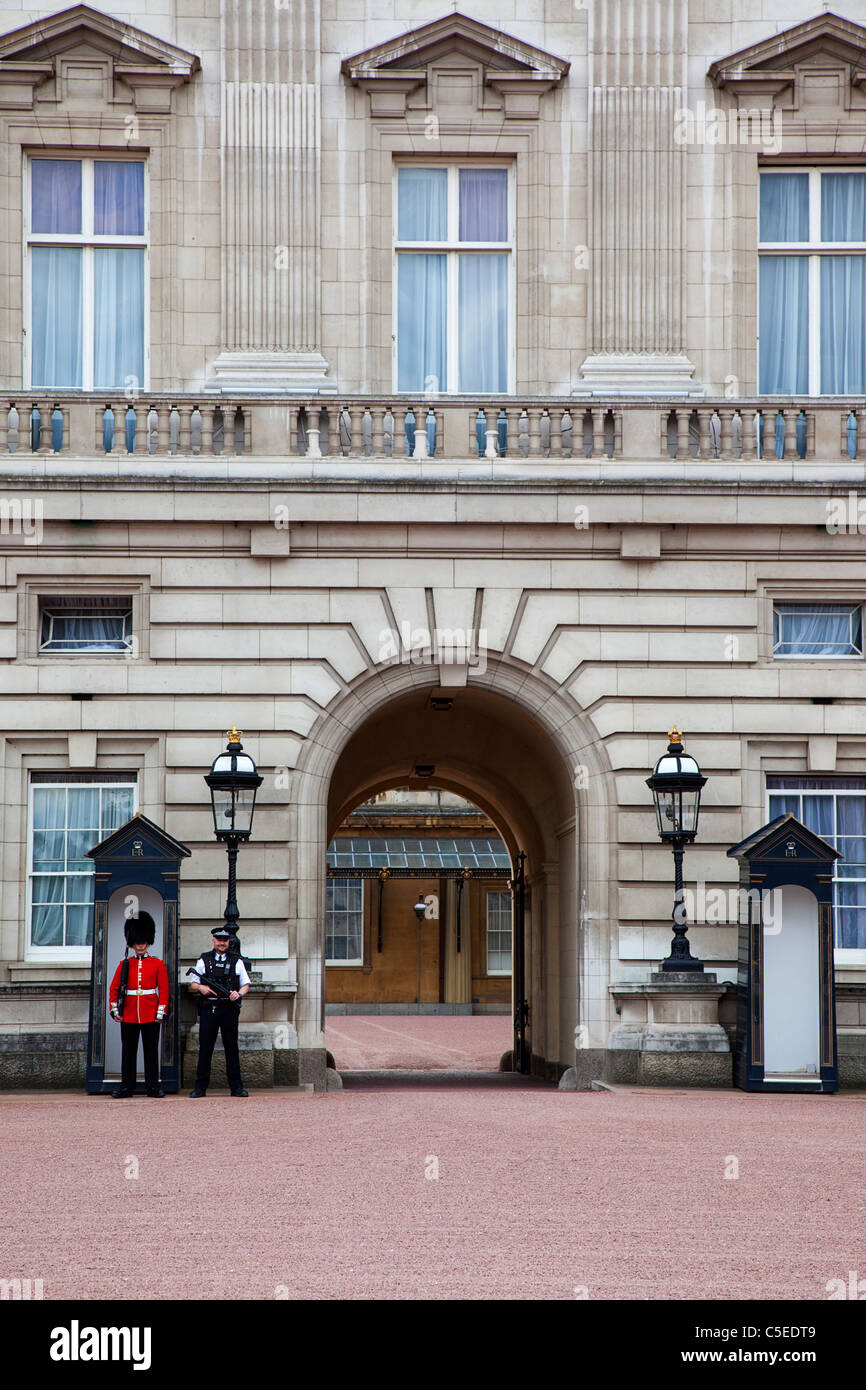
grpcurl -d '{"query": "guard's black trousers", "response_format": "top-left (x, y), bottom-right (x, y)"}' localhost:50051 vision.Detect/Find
top-left (195, 1003), bottom-right (243, 1091)
top-left (120, 1021), bottom-right (161, 1092)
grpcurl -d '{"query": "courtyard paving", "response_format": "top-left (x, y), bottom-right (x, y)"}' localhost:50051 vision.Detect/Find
top-left (0, 1081), bottom-right (863, 1301)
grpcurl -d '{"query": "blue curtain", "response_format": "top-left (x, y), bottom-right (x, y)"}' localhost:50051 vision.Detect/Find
top-left (821, 256), bottom-right (866, 394)
top-left (31, 247), bottom-right (82, 388)
top-left (95, 162), bottom-right (144, 236)
top-left (397, 168), bottom-right (446, 241)
top-left (759, 256), bottom-right (808, 393)
top-left (459, 254), bottom-right (508, 392)
top-left (822, 173), bottom-right (866, 241)
top-left (836, 797), bottom-right (866, 948)
top-left (760, 173), bottom-right (808, 241)
top-left (31, 159), bottom-right (81, 234)
top-left (397, 253), bottom-right (446, 392)
top-left (773, 604), bottom-right (861, 656)
top-left (94, 248), bottom-right (145, 390)
top-left (40, 596), bottom-right (132, 652)
top-left (459, 169), bottom-right (507, 241)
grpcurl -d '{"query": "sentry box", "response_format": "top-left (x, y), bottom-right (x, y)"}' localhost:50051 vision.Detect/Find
top-left (727, 814), bottom-right (839, 1093)
top-left (85, 814), bottom-right (191, 1094)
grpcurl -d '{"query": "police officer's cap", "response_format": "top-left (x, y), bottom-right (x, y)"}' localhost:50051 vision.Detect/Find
top-left (124, 912), bottom-right (156, 946)
top-left (211, 926), bottom-right (231, 939)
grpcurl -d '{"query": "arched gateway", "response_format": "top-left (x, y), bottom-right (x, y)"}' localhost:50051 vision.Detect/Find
top-left (291, 656), bottom-right (615, 1087)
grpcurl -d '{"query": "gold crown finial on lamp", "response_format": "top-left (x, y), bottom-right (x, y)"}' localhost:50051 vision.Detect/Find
top-left (226, 724), bottom-right (243, 743)
top-left (668, 725), bottom-right (683, 744)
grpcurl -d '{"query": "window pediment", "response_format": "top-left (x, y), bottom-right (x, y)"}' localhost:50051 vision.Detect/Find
top-left (0, 3), bottom-right (199, 112)
top-left (709, 10), bottom-right (866, 109)
top-left (341, 10), bottom-right (568, 119)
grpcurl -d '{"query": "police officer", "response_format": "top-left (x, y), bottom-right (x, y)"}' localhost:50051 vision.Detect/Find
top-left (189, 926), bottom-right (251, 1096)
top-left (109, 913), bottom-right (169, 1098)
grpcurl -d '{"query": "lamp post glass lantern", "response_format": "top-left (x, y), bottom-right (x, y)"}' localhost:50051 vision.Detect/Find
top-left (204, 726), bottom-right (263, 951)
top-left (646, 727), bottom-right (707, 973)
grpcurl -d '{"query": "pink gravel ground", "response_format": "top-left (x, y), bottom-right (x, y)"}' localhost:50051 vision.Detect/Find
top-left (0, 1085), bottom-right (863, 1301)
top-left (325, 1014), bottom-right (511, 1070)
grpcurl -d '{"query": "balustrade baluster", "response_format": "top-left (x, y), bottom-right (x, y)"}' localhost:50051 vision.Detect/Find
top-left (38, 401), bottom-right (53, 454)
top-left (371, 407), bottom-right (385, 459)
top-left (676, 409), bottom-right (691, 460)
top-left (696, 408), bottom-right (712, 460)
top-left (178, 404), bottom-right (193, 455)
top-left (156, 405), bottom-right (171, 455)
top-left (200, 404), bottom-right (215, 456)
top-left (349, 406), bottom-right (364, 458)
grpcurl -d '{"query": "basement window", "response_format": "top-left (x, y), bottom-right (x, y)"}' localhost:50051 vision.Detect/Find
top-left (39, 595), bottom-right (133, 653)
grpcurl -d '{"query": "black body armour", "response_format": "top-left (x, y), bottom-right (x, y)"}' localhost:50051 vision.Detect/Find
top-left (202, 949), bottom-right (241, 1005)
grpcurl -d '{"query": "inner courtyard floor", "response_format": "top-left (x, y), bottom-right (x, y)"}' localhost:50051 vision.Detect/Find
top-left (324, 1013), bottom-right (512, 1071)
top-left (1, 1086), bottom-right (863, 1300)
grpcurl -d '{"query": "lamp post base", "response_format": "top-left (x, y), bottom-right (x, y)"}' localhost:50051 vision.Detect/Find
top-left (659, 956), bottom-right (705, 973)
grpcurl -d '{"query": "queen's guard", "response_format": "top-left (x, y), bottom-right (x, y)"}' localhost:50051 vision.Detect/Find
top-left (109, 912), bottom-right (170, 1098)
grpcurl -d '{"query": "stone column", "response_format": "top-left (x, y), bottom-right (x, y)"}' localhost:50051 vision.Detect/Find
top-left (211, 0), bottom-right (335, 393)
top-left (579, 0), bottom-right (697, 394)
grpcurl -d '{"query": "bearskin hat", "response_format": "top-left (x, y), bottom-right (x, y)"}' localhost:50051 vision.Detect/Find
top-left (124, 911), bottom-right (156, 947)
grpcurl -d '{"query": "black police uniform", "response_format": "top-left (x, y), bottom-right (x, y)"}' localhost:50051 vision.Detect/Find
top-left (192, 947), bottom-right (248, 1094)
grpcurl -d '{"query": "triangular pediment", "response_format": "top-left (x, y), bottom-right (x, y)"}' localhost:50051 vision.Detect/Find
top-left (0, 4), bottom-right (198, 111)
top-left (342, 11), bottom-right (567, 119)
top-left (710, 11), bottom-right (866, 93)
top-left (0, 4), bottom-right (199, 72)
top-left (87, 813), bottom-right (191, 864)
top-left (342, 11), bottom-right (568, 82)
top-left (727, 814), bottom-right (841, 866)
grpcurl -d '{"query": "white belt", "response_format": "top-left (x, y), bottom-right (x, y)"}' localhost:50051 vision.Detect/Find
top-left (128, 988), bottom-right (157, 996)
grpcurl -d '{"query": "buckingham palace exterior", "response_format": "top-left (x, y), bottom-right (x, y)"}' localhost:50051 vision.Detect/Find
top-left (2, 0), bottom-right (866, 1091)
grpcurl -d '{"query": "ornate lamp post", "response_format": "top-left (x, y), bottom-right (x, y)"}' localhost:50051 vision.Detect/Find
top-left (646, 727), bottom-right (707, 973)
top-left (204, 726), bottom-right (263, 959)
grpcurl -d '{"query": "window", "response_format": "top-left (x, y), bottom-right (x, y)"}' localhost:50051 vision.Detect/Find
top-left (486, 889), bottom-right (512, 975)
top-left (772, 602), bottom-right (862, 658)
top-left (28, 776), bottom-right (137, 955)
top-left (26, 157), bottom-right (147, 390)
top-left (394, 165), bottom-right (512, 393)
top-left (759, 169), bottom-right (866, 394)
top-left (767, 779), bottom-right (866, 952)
top-left (326, 878), bottom-right (364, 965)
top-left (39, 595), bottom-right (133, 653)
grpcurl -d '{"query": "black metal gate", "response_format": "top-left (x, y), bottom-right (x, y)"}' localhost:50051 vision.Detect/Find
top-left (512, 850), bottom-right (530, 1074)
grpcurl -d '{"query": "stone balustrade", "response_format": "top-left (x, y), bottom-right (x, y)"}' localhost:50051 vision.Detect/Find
top-left (0, 395), bottom-right (864, 463)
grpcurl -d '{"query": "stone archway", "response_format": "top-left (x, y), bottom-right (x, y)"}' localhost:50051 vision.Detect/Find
top-left (290, 658), bottom-right (616, 1087)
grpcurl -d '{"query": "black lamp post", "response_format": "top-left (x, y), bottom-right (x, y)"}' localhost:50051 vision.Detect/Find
top-left (646, 727), bottom-right (707, 973)
top-left (204, 726), bottom-right (263, 959)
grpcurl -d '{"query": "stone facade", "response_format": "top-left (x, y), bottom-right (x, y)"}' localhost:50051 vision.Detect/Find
top-left (0, 1), bottom-right (865, 1088)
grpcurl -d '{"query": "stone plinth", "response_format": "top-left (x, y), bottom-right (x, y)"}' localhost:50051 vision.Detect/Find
top-left (607, 973), bottom-right (735, 1087)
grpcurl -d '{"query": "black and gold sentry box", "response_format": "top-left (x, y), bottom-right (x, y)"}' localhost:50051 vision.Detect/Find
top-left (85, 815), bottom-right (191, 1094)
top-left (727, 814), bottom-right (840, 1093)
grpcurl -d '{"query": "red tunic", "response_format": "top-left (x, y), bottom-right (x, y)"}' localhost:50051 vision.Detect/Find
top-left (109, 954), bottom-right (170, 1024)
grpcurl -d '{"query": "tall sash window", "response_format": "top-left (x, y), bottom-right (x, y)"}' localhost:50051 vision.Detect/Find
top-left (395, 165), bottom-right (513, 394)
top-left (759, 169), bottom-right (866, 394)
top-left (27, 776), bottom-right (137, 957)
top-left (27, 157), bottom-right (147, 391)
top-left (768, 780), bottom-right (866, 952)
